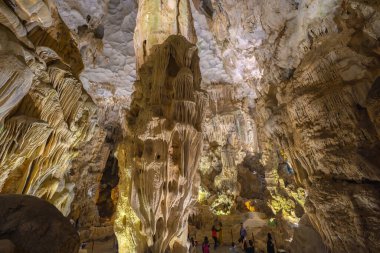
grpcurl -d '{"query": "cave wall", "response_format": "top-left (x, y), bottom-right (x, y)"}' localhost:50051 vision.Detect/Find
top-left (0, 1), bottom-right (379, 252)
top-left (254, 2), bottom-right (380, 252)
top-left (194, 0), bottom-right (380, 252)
top-left (0, 0), bottom-right (96, 215)
top-left (199, 84), bottom-right (258, 215)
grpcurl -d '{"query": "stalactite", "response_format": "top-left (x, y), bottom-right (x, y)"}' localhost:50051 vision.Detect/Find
top-left (0, 0), bottom-right (97, 216)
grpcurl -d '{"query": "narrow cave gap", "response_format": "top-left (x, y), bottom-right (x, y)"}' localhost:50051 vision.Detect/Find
top-left (96, 125), bottom-right (122, 221)
top-left (201, 0), bottom-right (214, 18)
top-left (143, 39), bottom-right (147, 59)
top-left (167, 54), bottom-right (180, 77)
top-left (96, 152), bottom-right (119, 220)
top-left (3, 0), bottom-right (16, 9)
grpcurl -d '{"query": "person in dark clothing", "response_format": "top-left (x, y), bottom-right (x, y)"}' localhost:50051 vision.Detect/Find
top-left (202, 236), bottom-right (210, 253)
top-left (212, 225), bottom-right (219, 249)
top-left (190, 237), bottom-right (196, 253)
top-left (267, 233), bottom-right (275, 253)
top-left (243, 240), bottom-right (248, 251)
top-left (245, 240), bottom-right (255, 253)
top-left (239, 223), bottom-right (247, 243)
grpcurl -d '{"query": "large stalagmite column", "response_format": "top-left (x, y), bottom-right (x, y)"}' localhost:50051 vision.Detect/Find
top-left (115, 35), bottom-right (207, 253)
top-left (115, 1), bottom-right (205, 252)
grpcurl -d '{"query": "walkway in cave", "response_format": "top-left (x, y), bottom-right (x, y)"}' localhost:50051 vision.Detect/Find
top-left (194, 245), bottom-right (260, 253)
top-left (83, 243), bottom-right (256, 253)
top-left (80, 239), bottom-right (267, 253)
top-left (80, 238), bottom-right (116, 253)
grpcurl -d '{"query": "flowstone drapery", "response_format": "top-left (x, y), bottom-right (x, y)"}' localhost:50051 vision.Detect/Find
top-left (115, 35), bottom-right (207, 253)
top-left (0, 0), bottom-right (96, 216)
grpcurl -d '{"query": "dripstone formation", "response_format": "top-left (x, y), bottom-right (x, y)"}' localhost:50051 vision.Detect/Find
top-left (0, 0), bottom-right (96, 216)
top-left (0, 1), bottom-right (379, 253)
top-left (115, 35), bottom-right (207, 253)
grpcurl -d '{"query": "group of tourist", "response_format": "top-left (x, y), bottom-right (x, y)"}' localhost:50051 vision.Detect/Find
top-left (199, 222), bottom-right (276, 253)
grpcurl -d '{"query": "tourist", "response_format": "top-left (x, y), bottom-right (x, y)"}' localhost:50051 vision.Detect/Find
top-left (243, 240), bottom-right (248, 251)
top-left (190, 237), bottom-right (195, 247)
top-left (212, 225), bottom-right (218, 249)
top-left (202, 236), bottom-right (210, 253)
top-left (267, 233), bottom-right (275, 253)
top-left (245, 240), bottom-right (255, 253)
top-left (189, 237), bottom-right (196, 253)
top-left (80, 242), bottom-right (87, 249)
top-left (239, 223), bottom-right (247, 244)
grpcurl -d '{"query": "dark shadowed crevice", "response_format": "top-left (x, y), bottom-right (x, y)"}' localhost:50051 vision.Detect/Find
top-left (96, 152), bottom-right (119, 220)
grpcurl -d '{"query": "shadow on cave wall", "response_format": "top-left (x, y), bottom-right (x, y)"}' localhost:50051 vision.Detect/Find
top-left (96, 154), bottom-right (119, 220)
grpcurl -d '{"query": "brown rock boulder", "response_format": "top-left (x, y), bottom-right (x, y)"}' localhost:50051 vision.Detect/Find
top-left (0, 194), bottom-right (79, 253)
top-left (0, 240), bottom-right (15, 253)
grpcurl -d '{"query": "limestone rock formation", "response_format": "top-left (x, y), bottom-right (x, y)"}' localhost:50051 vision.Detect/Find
top-left (253, 2), bottom-right (380, 252)
top-left (192, 1), bottom-right (380, 252)
top-left (115, 35), bottom-right (207, 253)
top-left (1, 0), bottom-right (380, 253)
top-left (56, 0), bottom-right (138, 109)
top-left (0, 0), bottom-right (96, 215)
top-left (199, 84), bottom-right (258, 215)
top-left (0, 194), bottom-right (79, 253)
top-left (291, 215), bottom-right (327, 253)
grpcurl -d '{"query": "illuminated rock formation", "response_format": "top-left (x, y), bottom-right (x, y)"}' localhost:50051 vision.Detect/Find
top-left (0, 194), bottom-right (79, 253)
top-left (254, 2), bottom-right (380, 252)
top-left (1, 0), bottom-right (379, 252)
top-left (115, 35), bottom-right (207, 253)
top-left (199, 84), bottom-right (258, 215)
top-left (0, 0), bottom-right (96, 215)
top-left (191, 1), bottom-right (380, 251)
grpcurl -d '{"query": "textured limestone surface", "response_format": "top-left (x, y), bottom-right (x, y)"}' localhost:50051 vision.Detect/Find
top-left (56, 0), bottom-right (138, 108)
top-left (193, 0), bottom-right (380, 252)
top-left (0, 0), bottom-right (380, 253)
top-left (199, 84), bottom-right (258, 215)
top-left (0, 194), bottom-right (79, 253)
top-left (0, 0), bottom-right (96, 216)
top-left (115, 35), bottom-right (207, 253)
top-left (252, 1), bottom-right (380, 252)
top-left (291, 215), bottom-right (327, 253)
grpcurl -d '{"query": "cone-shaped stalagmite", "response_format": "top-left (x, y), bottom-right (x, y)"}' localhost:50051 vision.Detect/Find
top-left (115, 1), bottom-right (204, 252)
top-left (115, 35), bottom-right (207, 253)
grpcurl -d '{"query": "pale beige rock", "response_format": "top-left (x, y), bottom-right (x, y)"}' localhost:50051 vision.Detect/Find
top-left (255, 2), bottom-right (380, 251)
top-left (0, 1), bottom-right (379, 253)
top-left (0, 0), bottom-right (97, 217)
top-left (0, 28), bottom-right (33, 123)
top-left (134, 0), bottom-right (197, 69)
top-left (115, 35), bottom-right (207, 253)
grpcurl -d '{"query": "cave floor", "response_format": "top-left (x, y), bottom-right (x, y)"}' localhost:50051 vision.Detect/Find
top-left (79, 238), bottom-right (116, 253)
top-left (194, 245), bottom-right (249, 252)
top-left (80, 240), bottom-right (251, 253)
